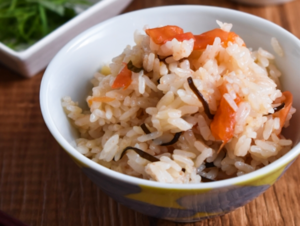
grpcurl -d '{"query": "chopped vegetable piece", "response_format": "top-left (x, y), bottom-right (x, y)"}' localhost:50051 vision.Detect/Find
top-left (210, 83), bottom-right (242, 148)
top-left (273, 91), bottom-right (293, 132)
top-left (87, 96), bottom-right (115, 106)
top-left (193, 28), bottom-right (244, 50)
top-left (210, 95), bottom-right (236, 144)
top-left (145, 25), bottom-right (195, 45)
top-left (145, 25), bottom-right (183, 45)
top-left (111, 62), bottom-right (132, 89)
top-left (187, 77), bottom-right (214, 120)
top-left (100, 65), bottom-right (111, 75)
top-left (160, 132), bottom-right (182, 146)
top-left (145, 26), bottom-right (243, 51)
top-left (141, 123), bottom-right (151, 134)
top-left (119, 147), bottom-right (160, 162)
top-left (127, 60), bottom-right (143, 73)
top-left (218, 82), bottom-right (229, 96)
top-left (172, 32), bottom-right (195, 42)
top-left (227, 32), bottom-right (241, 46)
top-left (194, 29), bottom-right (228, 50)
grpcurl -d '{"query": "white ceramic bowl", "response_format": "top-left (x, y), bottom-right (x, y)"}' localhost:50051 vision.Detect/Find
top-left (0, 0), bottom-right (132, 78)
top-left (40, 5), bottom-right (300, 222)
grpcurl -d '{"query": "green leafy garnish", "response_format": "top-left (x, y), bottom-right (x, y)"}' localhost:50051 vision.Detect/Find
top-left (0, 0), bottom-right (91, 51)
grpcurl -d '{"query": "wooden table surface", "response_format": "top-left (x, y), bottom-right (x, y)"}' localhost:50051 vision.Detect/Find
top-left (1, 0), bottom-right (300, 225)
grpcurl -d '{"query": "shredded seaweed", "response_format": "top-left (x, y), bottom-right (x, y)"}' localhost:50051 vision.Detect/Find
top-left (268, 103), bottom-right (285, 115)
top-left (265, 103), bottom-right (285, 115)
top-left (158, 55), bottom-right (172, 61)
top-left (160, 132), bottom-right (182, 146)
top-left (141, 123), bottom-right (182, 146)
top-left (187, 77), bottom-right (214, 120)
top-left (205, 162), bottom-right (215, 168)
top-left (274, 103), bottom-right (285, 112)
top-left (201, 177), bottom-right (216, 182)
top-left (141, 123), bottom-right (151, 134)
top-left (127, 60), bottom-right (143, 73)
top-left (119, 146), bottom-right (160, 162)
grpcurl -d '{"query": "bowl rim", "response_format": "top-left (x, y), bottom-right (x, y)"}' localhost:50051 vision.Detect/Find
top-left (40, 5), bottom-right (300, 190)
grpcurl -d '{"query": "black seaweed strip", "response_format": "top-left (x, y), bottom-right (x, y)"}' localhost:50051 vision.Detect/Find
top-left (268, 103), bottom-right (285, 115)
top-left (274, 103), bottom-right (285, 112)
top-left (158, 55), bottom-right (172, 61)
top-left (119, 147), bottom-right (160, 162)
top-left (160, 132), bottom-right (182, 146)
top-left (205, 162), bottom-right (215, 168)
top-left (201, 177), bottom-right (216, 182)
top-left (187, 77), bottom-right (214, 120)
top-left (141, 123), bottom-right (151, 134)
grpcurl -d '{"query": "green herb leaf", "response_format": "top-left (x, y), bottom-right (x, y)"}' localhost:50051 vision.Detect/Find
top-left (0, 0), bottom-right (92, 51)
top-left (127, 60), bottom-right (143, 73)
top-left (39, 4), bottom-right (48, 36)
top-left (31, 0), bottom-right (65, 16)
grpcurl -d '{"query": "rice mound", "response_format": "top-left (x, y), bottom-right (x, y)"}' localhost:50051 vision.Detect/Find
top-left (62, 22), bottom-right (296, 184)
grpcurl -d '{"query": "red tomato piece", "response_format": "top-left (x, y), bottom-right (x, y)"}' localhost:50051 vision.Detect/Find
top-left (87, 97), bottom-right (115, 106)
top-left (173, 32), bottom-right (195, 42)
top-left (210, 84), bottom-right (242, 145)
top-left (111, 63), bottom-right (132, 89)
top-left (194, 29), bottom-right (229, 50)
top-left (145, 25), bottom-right (184, 45)
top-left (273, 91), bottom-right (293, 132)
top-left (194, 28), bottom-right (244, 50)
top-left (210, 95), bottom-right (236, 144)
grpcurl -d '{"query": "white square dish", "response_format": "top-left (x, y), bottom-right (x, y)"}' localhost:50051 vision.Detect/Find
top-left (0, 0), bottom-right (132, 78)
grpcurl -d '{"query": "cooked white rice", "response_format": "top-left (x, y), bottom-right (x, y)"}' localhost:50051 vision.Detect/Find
top-left (62, 22), bottom-right (295, 184)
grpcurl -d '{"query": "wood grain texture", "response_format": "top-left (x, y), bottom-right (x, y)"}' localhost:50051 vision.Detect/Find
top-left (1, 0), bottom-right (300, 225)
